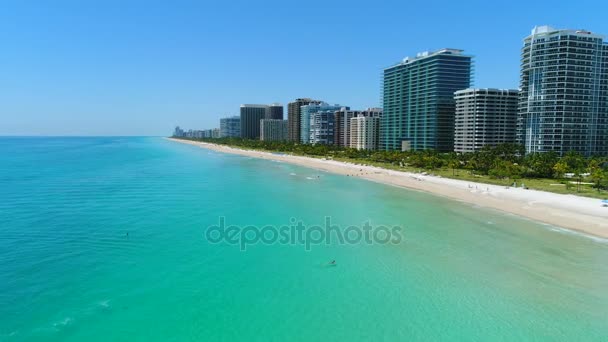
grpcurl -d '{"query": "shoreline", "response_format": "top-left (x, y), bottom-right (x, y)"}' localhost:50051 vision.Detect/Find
top-left (167, 138), bottom-right (608, 239)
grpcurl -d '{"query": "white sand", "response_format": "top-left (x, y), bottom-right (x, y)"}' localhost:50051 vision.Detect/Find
top-left (168, 138), bottom-right (608, 239)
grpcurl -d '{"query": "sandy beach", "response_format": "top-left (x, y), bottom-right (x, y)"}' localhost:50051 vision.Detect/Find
top-left (168, 138), bottom-right (608, 239)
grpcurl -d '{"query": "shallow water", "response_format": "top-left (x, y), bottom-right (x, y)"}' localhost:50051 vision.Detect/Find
top-left (0, 137), bottom-right (606, 341)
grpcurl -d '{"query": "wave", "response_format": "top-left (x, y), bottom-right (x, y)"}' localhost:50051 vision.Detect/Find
top-left (545, 225), bottom-right (608, 244)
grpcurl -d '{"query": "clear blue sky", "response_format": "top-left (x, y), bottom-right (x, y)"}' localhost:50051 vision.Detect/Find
top-left (1, 0), bottom-right (607, 136)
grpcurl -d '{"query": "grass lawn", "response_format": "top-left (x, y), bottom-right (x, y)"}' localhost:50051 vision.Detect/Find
top-left (329, 156), bottom-right (608, 200)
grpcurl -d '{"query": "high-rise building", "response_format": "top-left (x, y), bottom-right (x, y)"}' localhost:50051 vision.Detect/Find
top-left (173, 126), bottom-right (184, 137)
top-left (300, 103), bottom-right (345, 144)
top-left (310, 110), bottom-right (337, 145)
top-left (382, 48), bottom-right (473, 151)
top-left (219, 116), bottom-right (241, 138)
top-left (260, 119), bottom-right (288, 141)
top-left (350, 115), bottom-right (381, 150)
top-left (335, 107), bottom-right (383, 147)
top-left (212, 128), bottom-right (220, 139)
top-left (288, 98), bottom-right (322, 142)
top-left (266, 104), bottom-right (284, 120)
top-left (518, 26), bottom-right (608, 156)
top-left (186, 129), bottom-right (206, 138)
top-left (240, 105), bottom-right (268, 139)
top-left (454, 88), bottom-right (519, 153)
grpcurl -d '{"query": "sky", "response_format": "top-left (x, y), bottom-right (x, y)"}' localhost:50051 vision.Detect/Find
top-left (1, 0), bottom-right (607, 136)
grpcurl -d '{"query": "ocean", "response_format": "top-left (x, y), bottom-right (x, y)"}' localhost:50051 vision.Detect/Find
top-left (1, 137), bottom-right (607, 341)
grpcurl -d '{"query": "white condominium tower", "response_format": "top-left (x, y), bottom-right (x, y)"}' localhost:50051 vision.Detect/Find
top-left (454, 88), bottom-right (519, 153)
top-left (335, 107), bottom-right (383, 147)
top-left (518, 26), bottom-right (608, 156)
top-left (350, 115), bottom-right (380, 150)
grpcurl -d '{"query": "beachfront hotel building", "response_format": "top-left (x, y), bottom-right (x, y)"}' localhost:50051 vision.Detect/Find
top-left (454, 88), bottom-right (519, 153)
top-left (288, 98), bottom-right (323, 142)
top-left (240, 105), bottom-right (268, 139)
top-left (219, 116), bottom-right (241, 138)
top-left (266, 103), bottom-right (284, 120)
top-left (382, 49), bottom-right (473, 151)
top-left (350, 115), bottom-right (381, 150)
top-left (518, 26), bottom-right (608, 156)
top-left (300, 103), bottom-right (345, 144)
top-left (334, 107), bottom-right (383, 147)
top-left (309, 110), bottom-right (337, 145)
top-left (260, 119), bottom-right (288, 141)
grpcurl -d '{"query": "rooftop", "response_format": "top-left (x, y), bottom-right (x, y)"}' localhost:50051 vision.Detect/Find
top-left (527, 25), bottom-right (604, 39)
top-left (385, 48), bottom-right (472, 70)
top-left (454, 88), bottom-right (520, 95)
top-left (240, 104), bottom-right (270, 108)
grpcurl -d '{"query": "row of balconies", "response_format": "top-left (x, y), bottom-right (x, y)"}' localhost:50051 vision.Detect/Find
top-left (521, 87), bottom-right (605, 94)
top-left (455, 101), bottom-right (518, 104)
top-left (527, 48), bottom-right (599, 55)
top-left (529, 54), bottom-right (597, 61)
top-left (524, 43), bottom-right (601, 50)
top-left (528, 57), bottom-right (596, 63)
top-left (526, 104), bottom-right (598, 110)
top-left (455, 138), bottom-right (515, 141)
top-left (522, 65), bottom-right (604, 73)
top-left (455, 108), bottom-right (518, 111)
top-left (529, 62), bottom-right (595, 68)
top-left (540, 77), bottom-right (595, 83)
top-left (454, 128), bottom-right (515, 131)
top-left (524, 40), bottom-right (601, 47)
top-left (527, 50), bottom-right (599, 56)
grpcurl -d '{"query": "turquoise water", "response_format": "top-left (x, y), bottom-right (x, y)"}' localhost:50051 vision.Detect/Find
top-left (1, 137), bottom-right (607, 341)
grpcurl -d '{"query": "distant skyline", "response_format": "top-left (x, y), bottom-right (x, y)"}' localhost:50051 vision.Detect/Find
top-left (1, 0), bottom-right (607, 136)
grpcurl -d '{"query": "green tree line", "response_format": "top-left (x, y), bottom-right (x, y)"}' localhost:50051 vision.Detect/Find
top-left (174, 137), bottom-right (608, 193)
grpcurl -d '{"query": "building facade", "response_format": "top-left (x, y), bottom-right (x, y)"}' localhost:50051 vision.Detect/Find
top-left (173, 126), bottom-right (185, 137)
top-left (240, 105), bottom-right (268, 139)
top-left (382, 48), bottom-right (473, 151)
top-left (260, 119), bottom-right (288, 141)
top-left (219, 116), bottom-right (241, 138)
top-left (300, 103), bottom-right (345, 144)
top-left (185, 129), bottom-right (210, 138)
top-left (518, 26), bottom-right (608, 156)
top-left (212, 128), bottom-right (220, 139)
top-left (310, 110), bottom-right (337, 145)
top-left (266, 104), bottom-right (284, 120)
top-left (454, 88), bottom-right (519, 153)
top-left (288, 98), bottom-right (322, 142)
top-left (335, 107), bottom-right (383, 147)
top-left (350, 115), bottom-right (380, 150)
